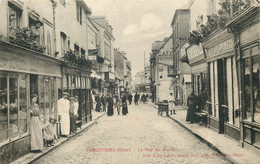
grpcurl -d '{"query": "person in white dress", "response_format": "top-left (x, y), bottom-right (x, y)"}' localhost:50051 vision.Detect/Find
top-left (57, 92), bottom-right (70, 137)
top-left (168, 93), bottom-right (176, 115)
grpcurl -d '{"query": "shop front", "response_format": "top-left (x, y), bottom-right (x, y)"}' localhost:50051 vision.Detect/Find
top-left (226, 4), bottom-right (260, 150)
top-left (186, 44), bottom-right (208, 115)
top-left (0, 40), bottom-right (61, 163)
top-left (61, 65), bottom-right (92, 125)
top-left (203, 29), bottom-right (240, 140)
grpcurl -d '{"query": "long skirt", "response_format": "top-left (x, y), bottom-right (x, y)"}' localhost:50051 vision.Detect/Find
top-left (60, 113), bottom-right (70, 136)
top-left (96, 102), bottom-right (101, 112)
top-left (107, 105), bottom-right (113, 116)
top-left (69, 113), bottom-right (76, 133)
top-left (186, 106), bottom-right (195, 122)
top-left (122, 103), bottom-right (128, 115)
top-left (31, 116), bottom-right (43, 151)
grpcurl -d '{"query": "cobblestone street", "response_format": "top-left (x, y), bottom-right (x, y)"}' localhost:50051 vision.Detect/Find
top-left (35, 104), bottom-right (230, 164)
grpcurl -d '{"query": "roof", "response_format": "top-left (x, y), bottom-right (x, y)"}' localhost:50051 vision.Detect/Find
top-left (76, 0), bottom-right (92, 14)
top-left (151, 34), bottom-right (173, 58)
top-left (87, 17), bottom-right (99, 31)
top-left (171, 9), bottom-right (190, 26)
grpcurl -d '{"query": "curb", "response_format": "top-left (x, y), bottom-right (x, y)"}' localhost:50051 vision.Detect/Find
top-left (150, 103), bottom-right (235, 164)
top-left (20, 112), bottom-right (107, 164)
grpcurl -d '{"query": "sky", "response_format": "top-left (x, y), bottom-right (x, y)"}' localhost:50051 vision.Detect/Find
top-left (87, 0), bottom-right (190, 78)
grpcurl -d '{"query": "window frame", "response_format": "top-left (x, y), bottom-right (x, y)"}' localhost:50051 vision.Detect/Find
top-left (0, 73), bottom-right (29, 144)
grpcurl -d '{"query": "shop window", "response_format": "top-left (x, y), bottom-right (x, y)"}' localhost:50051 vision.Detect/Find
top-left (244, 58), bottom-right (252, 121)
top-left (0, 75), bottom-right (8, 143)
top-left (0, 74), bottom-right (29, 143)
top-left (19, 75), bottom-right (28, 134)
top-left (253, 56), bottom-right (260, 122)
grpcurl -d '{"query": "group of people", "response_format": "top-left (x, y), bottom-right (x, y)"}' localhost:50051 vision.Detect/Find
top-left (30, 92), bottom-right (79, 152)
top-left (133, 92), bottom-right (149, 105)
top-left (93, 92), bottom-right (129, 116)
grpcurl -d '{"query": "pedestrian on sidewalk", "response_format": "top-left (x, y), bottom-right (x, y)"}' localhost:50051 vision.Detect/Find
top-left (107, 94), bottom-right (114, 116)
top-left (115, 94), bottom-right (120, 115)
top-left (30, 94), bottom-right (43, 152)
top-left (128, 93), bottom-right (133, 105)
top-left (122, 93), bottom-right (128, 115)
top-left (101, 94), bottom-right (107, 112)
top-left (186, 89), bottom-right (198, 123)
top-left (95, 94), bottom-right (101, 112)
top-left (69, 97), bottom-right (76, 135)
top-left (168, 93), bottom-right (176, 114)
top-left (74, 95), bottom-right (79, 131)
top-left (58, 92), bottom-right (70, 137)
top-left (134, 92), bottom-right (139, 105)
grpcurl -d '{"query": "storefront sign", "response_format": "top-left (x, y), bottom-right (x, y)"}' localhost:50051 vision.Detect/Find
top-left (207, 38), bottom-right (234, 58)
top-left (0, 42), bottom-right (61, 77)
top-left (186, 44), bottom-right (204, 61)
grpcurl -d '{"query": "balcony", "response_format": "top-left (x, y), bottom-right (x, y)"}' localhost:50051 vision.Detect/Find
top-left (62, 50), bottom-right (92, 71)
top-left (9, 26), bottom-right (45, 53)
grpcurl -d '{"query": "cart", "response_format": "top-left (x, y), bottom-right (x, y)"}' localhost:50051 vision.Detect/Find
top-left (157, 102), bottom-right (169, 116)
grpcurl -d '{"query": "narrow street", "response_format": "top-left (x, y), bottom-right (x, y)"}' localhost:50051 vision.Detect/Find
top-left (35, 104), bottom-right (230, 164)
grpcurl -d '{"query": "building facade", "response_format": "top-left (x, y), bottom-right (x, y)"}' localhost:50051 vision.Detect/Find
top-left (91, 16), bottom-right (115, 96)
top-left (171, 9), bottom-right (190, 105)
top-left (0, 0), bottom-right (93, 163)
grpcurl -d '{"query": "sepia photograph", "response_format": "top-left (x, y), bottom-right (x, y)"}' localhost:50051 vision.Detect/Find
top-left (0, 0), bottom-right (259, 163)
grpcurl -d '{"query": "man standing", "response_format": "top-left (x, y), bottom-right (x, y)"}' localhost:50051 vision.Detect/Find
top-left (57, 92), bottom-right (70, 137)
top-left (186, 89), bottom-right (198, 123)
top-left (168, 93), bottom-right (176, 115)
top-left (128, 93), bottom-right (133, 105)
top-left (134, 92), bottom-right (139, 106)
top-left (74, 95), bottom-right (79, 130)
top-left (69, 97), bottom-right (76, 134)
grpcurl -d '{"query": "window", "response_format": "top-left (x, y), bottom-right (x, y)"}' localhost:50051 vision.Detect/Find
top-left (29, 17), bottom-right (42, 45)
top-left (8, 3), bottom-right (22, 38)
top-left (159, 67), bottom-right (163, 72)
top-left (77, 4), bottom-right (82, 25)
top-left (81, 49), bottom-right (86, 58)
top-left (0, 73), bottom-right (29, 143)
top-left (60, 32), bottom-right (67, 55)
top-left (74, 44), bottom-right (80, 56)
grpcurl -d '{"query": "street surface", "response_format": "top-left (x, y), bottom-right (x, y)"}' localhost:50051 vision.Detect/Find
top-left (35, 103), bottom-right (230, 164)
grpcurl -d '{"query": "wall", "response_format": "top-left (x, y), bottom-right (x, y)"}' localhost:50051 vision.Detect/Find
top-left (55, 0), bottom-right (89, 58)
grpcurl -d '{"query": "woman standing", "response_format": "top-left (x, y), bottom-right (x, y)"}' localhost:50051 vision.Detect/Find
top-left (107, 94), bottom-right (114, 116)
top-left (122, 93), bottom-right (128, 115)
top-left (30, 94), bottom-right (43, 152)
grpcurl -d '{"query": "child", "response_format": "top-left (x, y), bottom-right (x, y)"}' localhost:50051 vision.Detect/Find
top-left (43, 117), bottom-right (58, 147)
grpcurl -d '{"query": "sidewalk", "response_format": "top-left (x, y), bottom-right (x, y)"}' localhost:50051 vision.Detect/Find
top-left (11, 111), bottom-right (106, 164)
top-left (150, 103), bottom-right (260, 164)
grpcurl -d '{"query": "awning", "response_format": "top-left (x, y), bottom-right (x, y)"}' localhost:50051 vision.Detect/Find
top-left (182, 75), bottom-right (192, 84)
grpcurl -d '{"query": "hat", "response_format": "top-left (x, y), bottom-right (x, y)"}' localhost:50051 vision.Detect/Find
top-left (63, 92), bottom-right (69, 95)
top-left (74, 95), bottom-right (79, 99)
top-left (69, 97), bottom-right (75, 100)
